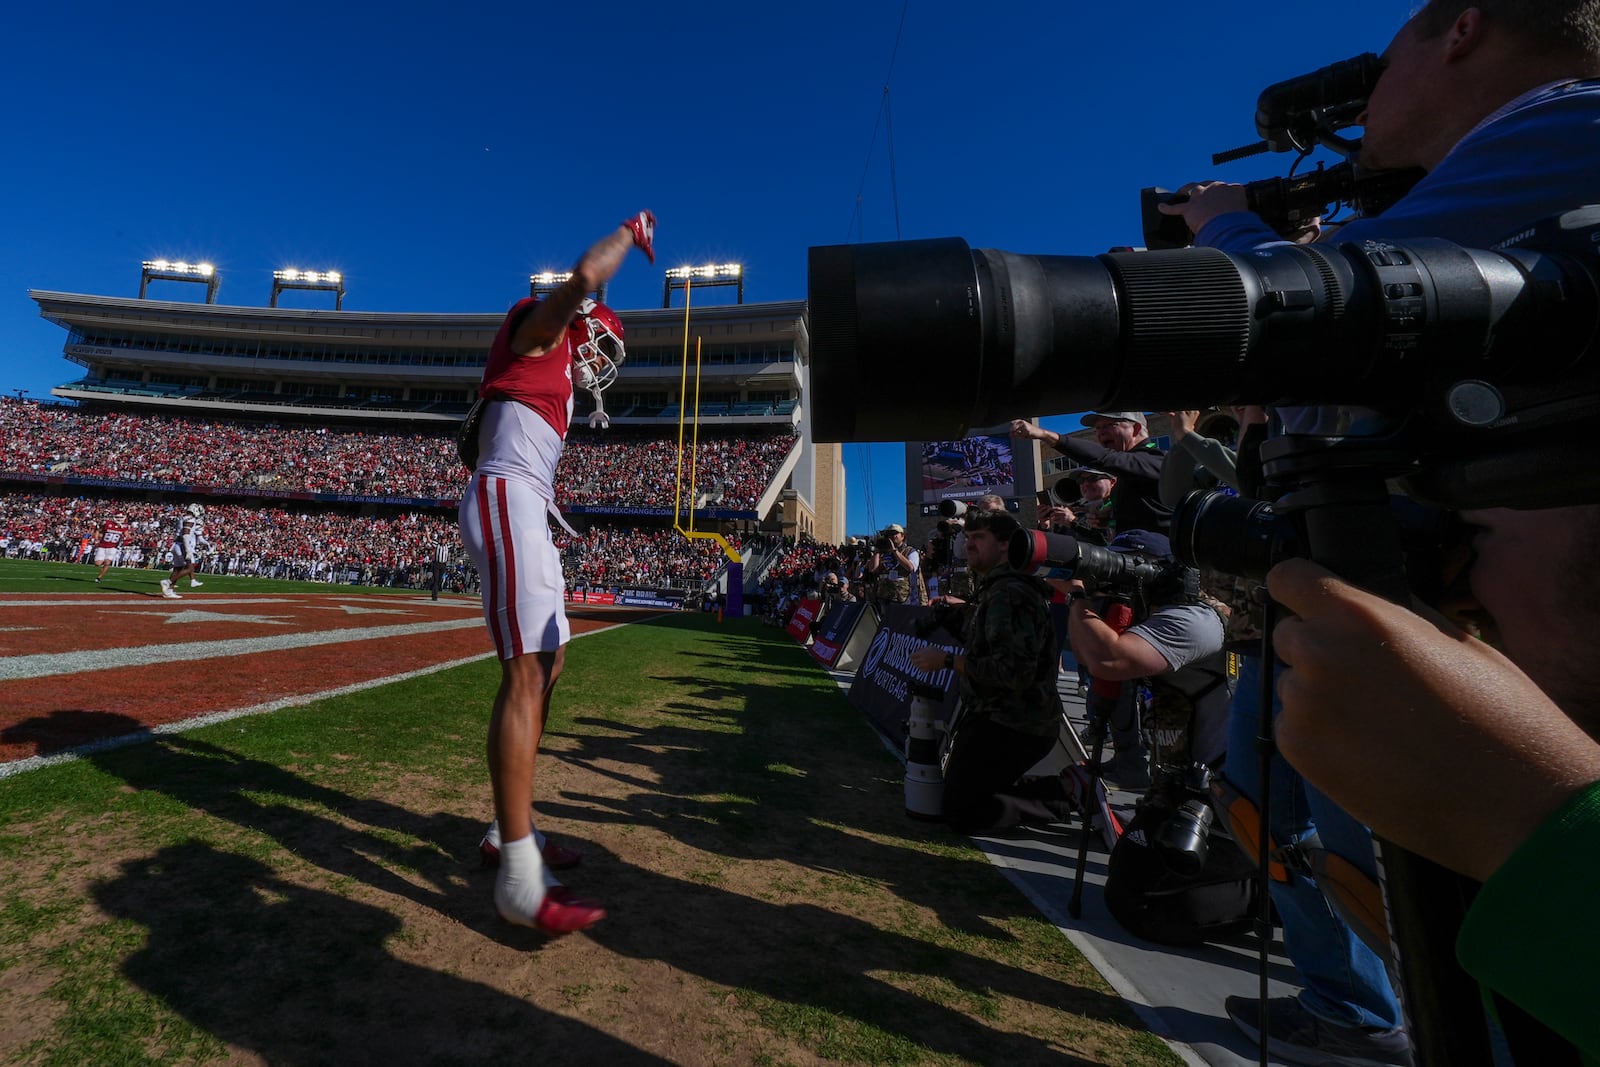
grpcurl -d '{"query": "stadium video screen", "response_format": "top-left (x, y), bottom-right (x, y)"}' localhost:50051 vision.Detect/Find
top-left (919, 433), bottom-right (1015, 503)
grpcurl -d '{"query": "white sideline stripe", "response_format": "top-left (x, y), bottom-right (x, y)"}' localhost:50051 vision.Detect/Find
top-left (0, 617), bottom-right (641, 779)
top-left (0, 598), bottom-right (298, 607)
top-left (0, 617), bottom-right (485, 681)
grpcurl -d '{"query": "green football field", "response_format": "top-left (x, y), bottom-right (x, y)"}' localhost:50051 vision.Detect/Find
top-left (0, 560), bottom-right (1179, 1066)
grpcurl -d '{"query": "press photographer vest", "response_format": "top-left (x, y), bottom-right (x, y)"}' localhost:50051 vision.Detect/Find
top-left (882, 541), bottom-right (916, 579)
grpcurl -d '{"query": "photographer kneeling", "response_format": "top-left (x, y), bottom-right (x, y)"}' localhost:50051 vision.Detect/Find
top-left (1066, 531), bottom-right (1231, 783)
top-left (909, 510), bottom-right (1064, 834)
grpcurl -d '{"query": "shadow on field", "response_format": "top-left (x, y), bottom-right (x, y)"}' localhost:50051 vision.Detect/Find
top-left (92, 841), bottom-right (673, 1066)
top-left (5, 711), bottom-right (482, 915)
top-left (2, 708), bottom-right (152, 758)
top-left (533, 623), bottom-right (1143, 1064)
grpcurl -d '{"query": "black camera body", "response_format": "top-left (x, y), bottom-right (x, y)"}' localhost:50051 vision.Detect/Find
top-left (1143, 761), bottom-right (1217, 877)
top-left (874, 534), bottom-right (895, 554)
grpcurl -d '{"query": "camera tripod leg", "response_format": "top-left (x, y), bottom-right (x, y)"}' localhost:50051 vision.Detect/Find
top-left (1067, 728), bottom-right (1109, 920)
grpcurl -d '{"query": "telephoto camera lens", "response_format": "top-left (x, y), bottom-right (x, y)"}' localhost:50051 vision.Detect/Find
top-left (1154, 799), bottom-right (1214, 877)
top-left (1170, 490), bottom-right (1295, 581)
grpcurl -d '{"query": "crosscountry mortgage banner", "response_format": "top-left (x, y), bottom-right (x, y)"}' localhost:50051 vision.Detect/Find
top-left (849, 604), bottom-right (962, 745)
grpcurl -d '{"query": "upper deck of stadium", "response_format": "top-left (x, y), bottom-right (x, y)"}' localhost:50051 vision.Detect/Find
top-left (25, 287), bottom-right (844, 542)
top-left (28, 290), bottom-right (808, 429)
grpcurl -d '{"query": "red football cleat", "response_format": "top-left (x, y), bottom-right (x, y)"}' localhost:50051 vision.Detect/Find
top-left (540, 839), bottom-right (583, 871)
top-left (532, 887), bottom-right (606, 935)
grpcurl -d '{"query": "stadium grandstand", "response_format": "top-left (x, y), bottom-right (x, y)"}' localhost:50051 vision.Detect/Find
top-left (10, 272), bottom-right (848, 604)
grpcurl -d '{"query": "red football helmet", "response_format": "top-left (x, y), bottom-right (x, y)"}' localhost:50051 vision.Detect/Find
top-left (568, 299), bottom-right (625, 392)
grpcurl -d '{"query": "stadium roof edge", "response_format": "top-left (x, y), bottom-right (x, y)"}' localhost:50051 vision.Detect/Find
top-left (28, 290), bottom-right (808, 329)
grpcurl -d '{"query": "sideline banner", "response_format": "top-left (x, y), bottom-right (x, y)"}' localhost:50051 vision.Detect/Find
top-left (569, 591), bottom-right (617, 605)
top-left (617, 593), bottom-right (683, 609)
top-left (848, 604), bottom-right (962, 745)
top-left (808, 600), bottom-right (865, 668)
top-left (785, 597), bottom-right (822, 642)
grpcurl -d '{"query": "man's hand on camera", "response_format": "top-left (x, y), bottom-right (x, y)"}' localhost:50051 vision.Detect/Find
top-left (1267, 557), bottom-right (1600, 884)
top-left (1039, 504), bottom-right (1075, 528)
top-left (931, 595), bottom-right (966, 608)
top-left (1156, 181), bottom-right (1248, 238)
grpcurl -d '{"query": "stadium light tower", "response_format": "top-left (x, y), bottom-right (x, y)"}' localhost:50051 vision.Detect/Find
top-left (272, 268), bottom-right (346, 310)
top-left (663, 263), bottom-right (743, 308)
top-left (529, 271), bottom-right (606, 303)
top-left (139, 260), bottom-right (220, 303)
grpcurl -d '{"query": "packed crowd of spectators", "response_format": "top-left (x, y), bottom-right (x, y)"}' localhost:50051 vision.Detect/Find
top-left (556, 427), bottom-right (796, 511)
top-left (0, 493), bottom-right (459, 587)
top-left (557, 526), bottom-right (740, 591)
top-left (0, 399), bottom-right (462, 499)
top-left (0, 399), bottom-right (797, 511)
top-left (0, 490), bottom-right (755, 594)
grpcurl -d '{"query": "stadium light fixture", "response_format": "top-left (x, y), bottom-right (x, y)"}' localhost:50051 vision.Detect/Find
top-left (663, 262), bottom-right (744, 308)
top-left (529, 270), bottom-right (606, 303)
top-left (139, 259), bottom-right (220, 303)
top-left (272, 267), bottom-right (347, 310)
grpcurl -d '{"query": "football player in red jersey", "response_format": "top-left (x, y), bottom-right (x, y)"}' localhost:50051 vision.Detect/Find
top-left (93, 510), bottom-right (132, 583)
top-left (457, 211), bottom-right (653, 936)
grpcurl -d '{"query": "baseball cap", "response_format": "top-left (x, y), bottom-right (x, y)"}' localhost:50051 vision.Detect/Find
top-left (885, 523), bottom-right (905, 534)
top-left (1106, 530), bottom-right (1172, 559)
top-left (1080, 411), bottom-right (1148, 431)
top-left (1072, 466), bottom-right (1114, 481)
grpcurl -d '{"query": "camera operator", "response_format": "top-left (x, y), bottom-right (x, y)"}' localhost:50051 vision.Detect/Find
top-left (868, 523), bottom-right (922, 606)
top-left (908, 509), bottom-right (1063, 833)
top-left (1040, 467), bottom-right (1118, 545)
top-left (1266, 503), bottom-right (1600, 1062)
top-left (1012, 412), bottom-right (1169, 535)
top-left (944, 493), bottom-right (1007, 600)
top-left (1065, 531), bottom-right (1230, 789)
top-left (1158, 7), bottom-right (1600, 1059)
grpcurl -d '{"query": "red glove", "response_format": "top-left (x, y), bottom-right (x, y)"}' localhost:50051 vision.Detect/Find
top-left (623, 210), bottom-right (656, 263)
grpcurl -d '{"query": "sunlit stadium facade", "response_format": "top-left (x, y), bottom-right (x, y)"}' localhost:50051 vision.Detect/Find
top-left (26, 290), bottom-right (844, 543)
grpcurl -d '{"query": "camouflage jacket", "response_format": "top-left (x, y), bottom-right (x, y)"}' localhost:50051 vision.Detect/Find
top-left (958, 564), bottom-right (1064, 738)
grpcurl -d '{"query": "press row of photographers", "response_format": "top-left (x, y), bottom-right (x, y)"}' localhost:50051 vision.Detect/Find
top-left (1152, 1), bottom-right (1600, 1061)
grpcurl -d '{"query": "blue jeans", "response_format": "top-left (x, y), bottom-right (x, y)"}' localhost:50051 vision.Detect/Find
top-left (1224, 654), bottom-right (1401, 1030)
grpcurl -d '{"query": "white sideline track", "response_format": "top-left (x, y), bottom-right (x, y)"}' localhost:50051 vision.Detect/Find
top-left (825, 662), bottom-right (1303, 1067)
top-left (0, 615), bottom-right (642, 780)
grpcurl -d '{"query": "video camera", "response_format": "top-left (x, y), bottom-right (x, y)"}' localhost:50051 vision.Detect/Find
top-left (1141, 53), bottom-right (1424, 249)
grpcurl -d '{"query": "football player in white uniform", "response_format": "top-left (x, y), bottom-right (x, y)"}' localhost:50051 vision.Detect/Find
top-left (160, 503), bottom-right (212, 599)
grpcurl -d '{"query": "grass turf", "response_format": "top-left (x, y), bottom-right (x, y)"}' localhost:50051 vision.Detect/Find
top-left (0, 586), bottom-right (1180, 1066)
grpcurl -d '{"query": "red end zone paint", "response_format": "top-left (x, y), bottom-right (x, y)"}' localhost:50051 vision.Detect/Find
top-left (0, 593), bottom-right (660, 766)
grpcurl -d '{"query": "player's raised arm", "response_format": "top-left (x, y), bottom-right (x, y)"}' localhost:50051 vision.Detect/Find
top-left (511, 211), bottom-right (656, 356)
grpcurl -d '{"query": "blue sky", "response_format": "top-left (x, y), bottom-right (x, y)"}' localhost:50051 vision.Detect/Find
top-left (0, 1), bottom-right (1414, 534)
